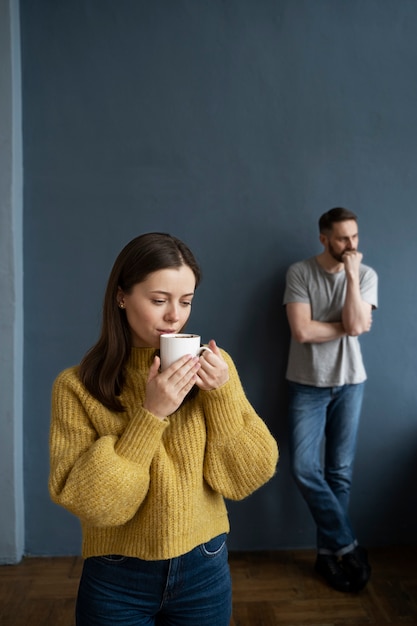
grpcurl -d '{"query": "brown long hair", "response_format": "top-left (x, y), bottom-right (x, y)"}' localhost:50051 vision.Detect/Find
top-left (79, 233), bottom-right (201, 411)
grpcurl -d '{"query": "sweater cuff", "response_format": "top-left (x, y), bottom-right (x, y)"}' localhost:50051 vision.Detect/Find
top-left (200, 382), bottom-right (246, 438)
top-left (115, 409), bottom-right (168, 465)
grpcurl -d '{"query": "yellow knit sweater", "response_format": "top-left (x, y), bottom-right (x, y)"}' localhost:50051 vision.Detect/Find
top-left (49, 347), bottom-right (278, 560)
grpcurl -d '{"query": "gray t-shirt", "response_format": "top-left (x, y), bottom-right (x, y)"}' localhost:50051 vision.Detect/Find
top-left (283, 257), bottom-right (378, 387)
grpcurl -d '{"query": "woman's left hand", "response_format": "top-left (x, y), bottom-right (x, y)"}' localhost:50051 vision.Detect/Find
top-left (195, 339), bottom-right (229, 391)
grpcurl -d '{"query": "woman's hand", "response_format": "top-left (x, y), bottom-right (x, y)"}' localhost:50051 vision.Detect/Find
top-left (143, 355), bottom-right (201, 420)
top-left (195, 339), bottom-right (229, 391)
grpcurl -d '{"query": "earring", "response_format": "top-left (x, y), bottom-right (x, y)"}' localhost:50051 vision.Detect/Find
top-left (118, 302), bottom-right (125, 309)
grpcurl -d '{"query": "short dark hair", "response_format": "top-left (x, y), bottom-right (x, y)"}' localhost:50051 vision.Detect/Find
top-left (319, 207), bottom-right (358, 234)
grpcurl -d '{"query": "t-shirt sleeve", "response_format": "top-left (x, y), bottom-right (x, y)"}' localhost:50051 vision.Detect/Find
top-left (360, 266), bottom-right (378, 309)
top-left (283, 263), bottom-right (310, 305)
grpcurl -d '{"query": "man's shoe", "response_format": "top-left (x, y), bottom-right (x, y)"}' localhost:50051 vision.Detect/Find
top-left (342, 546), bottom-right (371, 591)
top-left (314, 554), bottom-right (352, 592)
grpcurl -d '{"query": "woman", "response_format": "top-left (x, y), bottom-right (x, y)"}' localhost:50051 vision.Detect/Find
top-left (49, 232), bottom-right (278, 625)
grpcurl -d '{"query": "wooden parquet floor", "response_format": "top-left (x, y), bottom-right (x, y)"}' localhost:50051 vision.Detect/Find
top-left (0, 546), bottom-right (416, 625)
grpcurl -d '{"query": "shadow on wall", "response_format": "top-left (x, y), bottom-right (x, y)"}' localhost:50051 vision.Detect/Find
top-left (225, 265), bottom-right (317, 550)
top-left (361, 431), bottom-right (417, 546)
top-left (233, 265), bottom-right (290, 440)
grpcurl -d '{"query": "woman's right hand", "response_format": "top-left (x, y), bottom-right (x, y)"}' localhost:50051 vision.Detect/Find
top-left (143, 354), bottom-right (201, 420)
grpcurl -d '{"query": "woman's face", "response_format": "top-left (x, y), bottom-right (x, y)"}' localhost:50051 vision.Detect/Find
top-left (118, 266), bottom-right (196, 348)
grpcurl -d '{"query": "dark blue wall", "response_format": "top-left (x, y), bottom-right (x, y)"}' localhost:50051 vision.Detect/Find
top-left (21, 0), bottom-right (417, 555)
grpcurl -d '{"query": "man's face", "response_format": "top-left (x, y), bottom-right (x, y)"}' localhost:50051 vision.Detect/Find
top-left (321, 219), bottom-right (359, 263)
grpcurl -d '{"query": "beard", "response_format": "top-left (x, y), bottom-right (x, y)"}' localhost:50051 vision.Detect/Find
top-left (328, 241), bottom-right (350, 263)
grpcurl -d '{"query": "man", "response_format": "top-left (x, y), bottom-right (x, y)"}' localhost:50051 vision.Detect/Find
top-left (283, 207), bottom-right (378, 592)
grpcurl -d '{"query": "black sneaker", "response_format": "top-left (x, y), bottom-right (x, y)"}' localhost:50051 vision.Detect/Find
top-left (314, 554), bottom-right (352, 592)
top-left (342, 546), bottom-right (371, 591)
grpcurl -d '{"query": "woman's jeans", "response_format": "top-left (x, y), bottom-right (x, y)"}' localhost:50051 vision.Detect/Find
top-left (75, 534), bottom-right (231, 626)
top-left (288, 381), bottom-right (365, 556)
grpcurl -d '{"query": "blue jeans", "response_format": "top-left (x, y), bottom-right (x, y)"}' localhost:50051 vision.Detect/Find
top-left (75, 534), bottom-right (231, 626)
top-left (288, 381), bottom-right (365, 556)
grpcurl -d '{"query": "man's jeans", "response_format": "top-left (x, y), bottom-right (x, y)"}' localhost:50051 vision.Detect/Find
top-left (288, 381), bottom-right (365, 556)
top-left (75, 534), bottom-right (231, 625)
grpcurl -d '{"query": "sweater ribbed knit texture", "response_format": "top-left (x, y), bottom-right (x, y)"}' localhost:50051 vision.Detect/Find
top-left (49, 347), bottom-right (278, 560)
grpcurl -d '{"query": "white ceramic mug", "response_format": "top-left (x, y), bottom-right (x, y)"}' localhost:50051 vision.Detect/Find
top-left (159, 333), bottom-right (212, 371)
